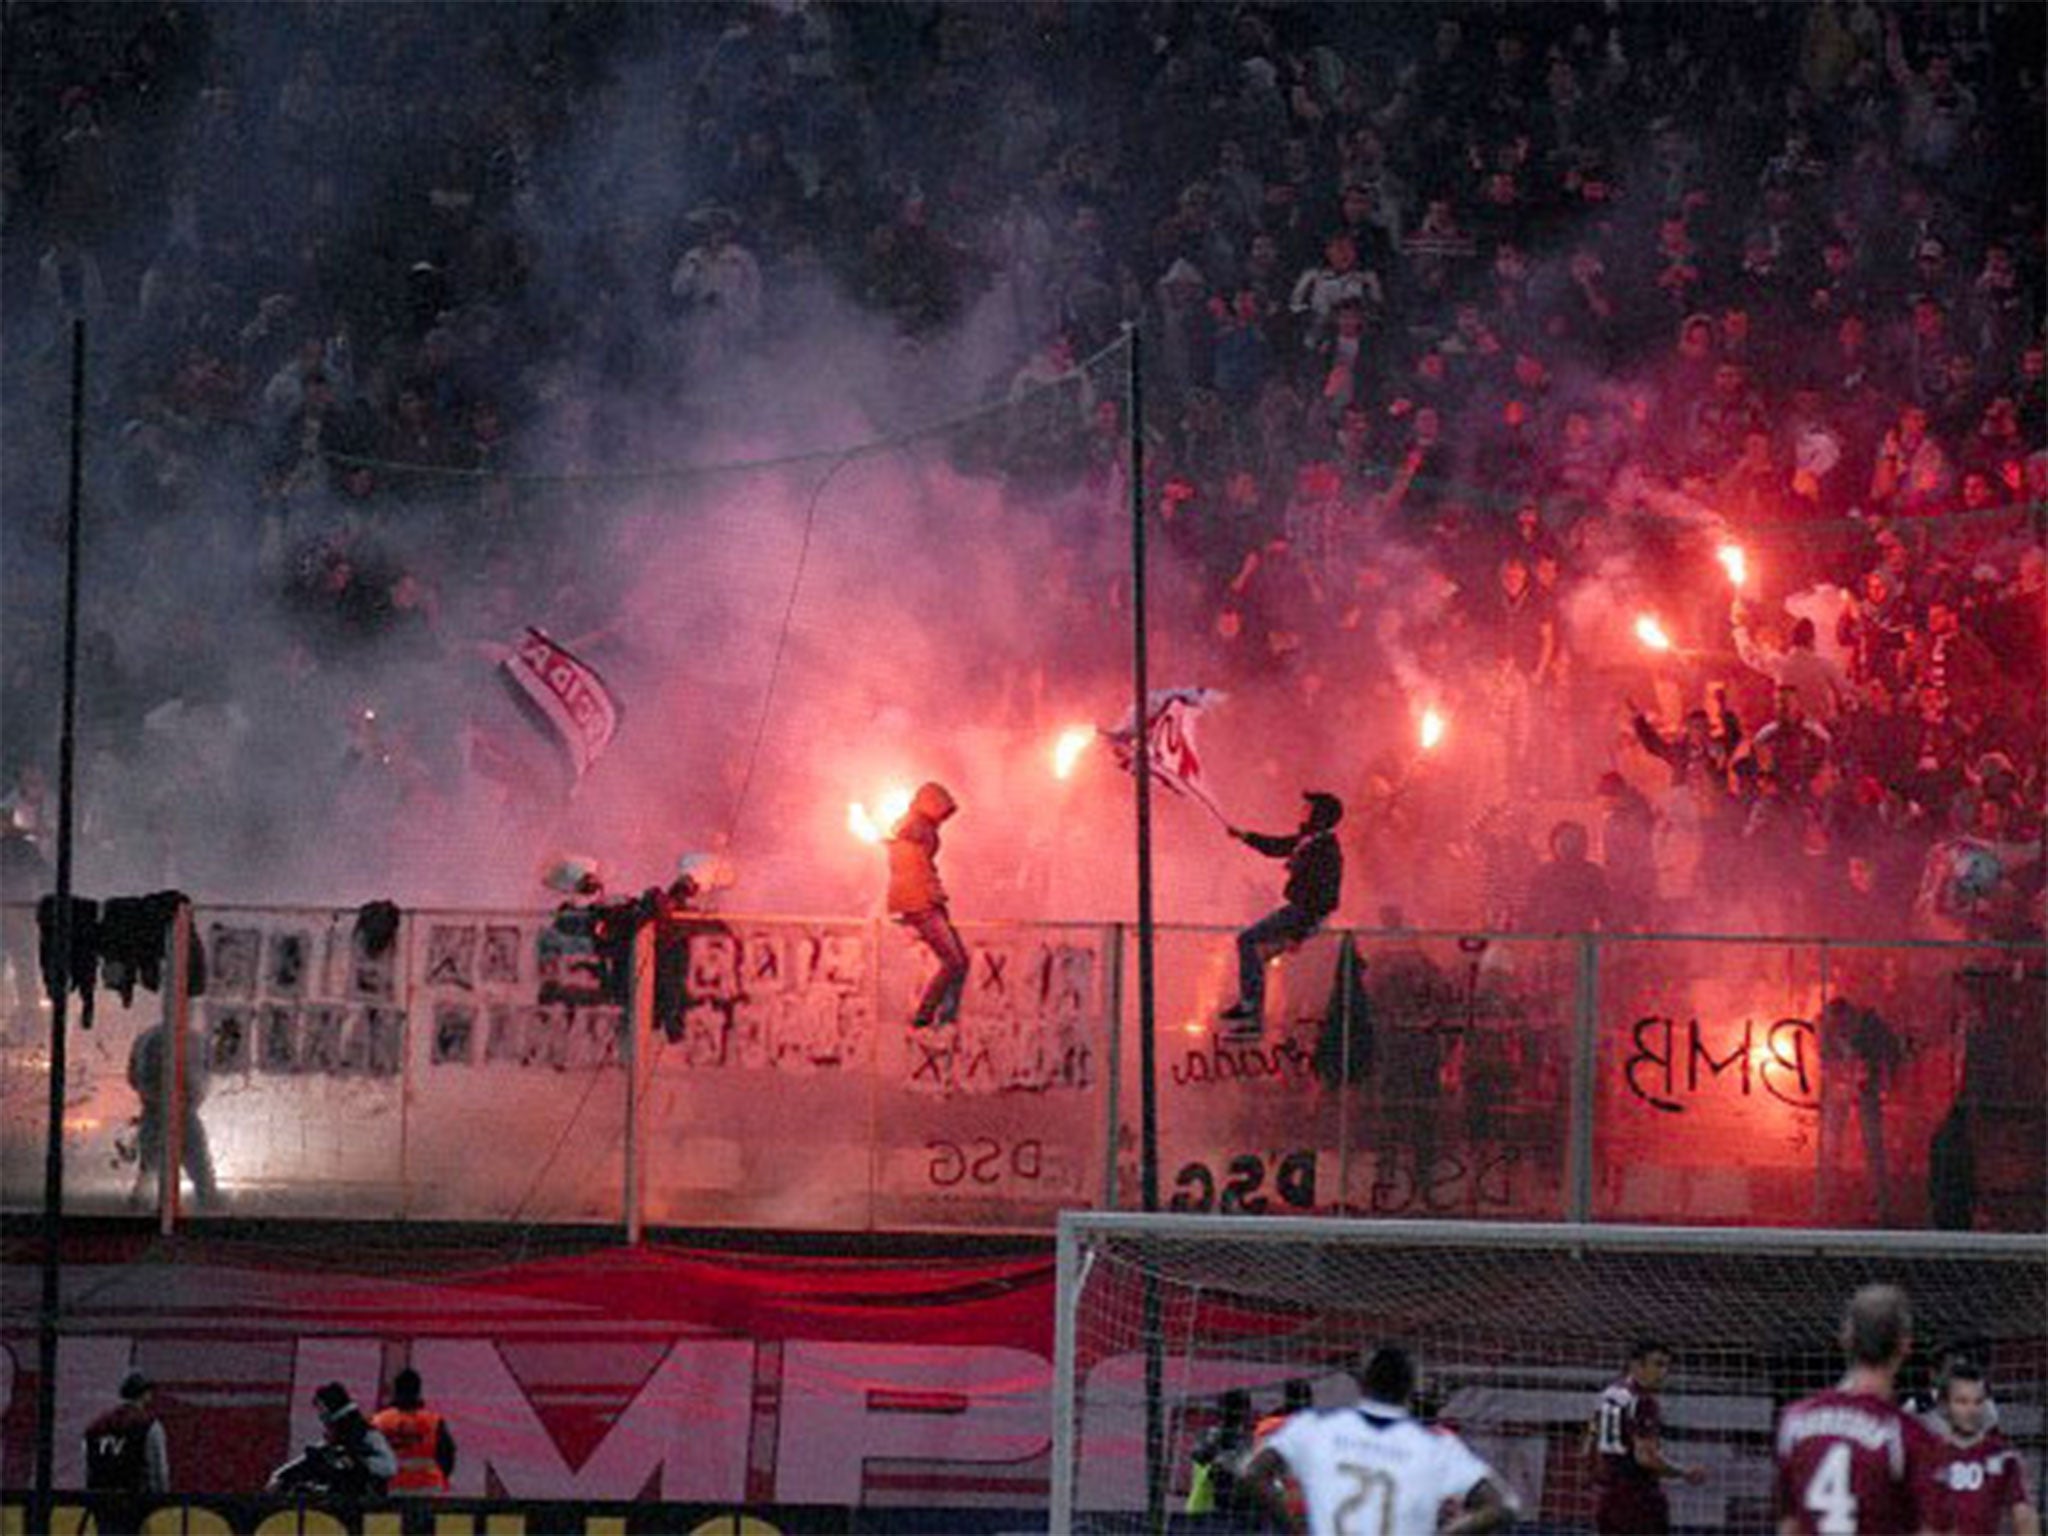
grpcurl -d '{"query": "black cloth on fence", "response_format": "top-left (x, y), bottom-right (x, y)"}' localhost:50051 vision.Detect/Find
top-left (98, 891), bottom-right (204, 1004)
top-left (354, 899), bottom-right (401, 956)
top-left (36, 895), bottom-right (99, 1027)
top-left (1314, 934), bottom-right (1374, 1089)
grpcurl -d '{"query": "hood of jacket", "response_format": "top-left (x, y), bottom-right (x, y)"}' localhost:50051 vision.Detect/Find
top-left (908, 781), bottom-right (957, 824)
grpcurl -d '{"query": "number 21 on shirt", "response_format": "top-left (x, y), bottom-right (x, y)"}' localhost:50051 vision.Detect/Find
top-left (1335, 1461), bottom-right (1398, 1536)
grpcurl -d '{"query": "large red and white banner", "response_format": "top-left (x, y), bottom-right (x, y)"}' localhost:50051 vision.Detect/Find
top-left (1, 1232), bottom-right (1057, 1509)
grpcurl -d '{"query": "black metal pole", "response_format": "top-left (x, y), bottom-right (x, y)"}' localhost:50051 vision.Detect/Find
top-left (1124, 324), bottom-right (1168, 1533)
top-left (1125, 331), bottom-right (1158, 1214)
top-left (34, 317), bottom-right (86, 1530)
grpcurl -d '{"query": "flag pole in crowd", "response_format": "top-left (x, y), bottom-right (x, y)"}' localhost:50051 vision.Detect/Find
top-left (1122, 324), bottom-right (1172, 1536)
top-left (33, 318), bottom-right (87, 1534)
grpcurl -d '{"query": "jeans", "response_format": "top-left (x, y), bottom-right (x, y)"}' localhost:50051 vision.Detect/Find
top-left (137, 1103), bottom-right (219, 1205)
top-left (904, 907), bottom-right (969, 1025)
top-left (1236, 904), bottom-right (1323, 1014)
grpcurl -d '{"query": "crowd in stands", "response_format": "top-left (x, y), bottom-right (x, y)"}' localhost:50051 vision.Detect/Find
top-left (1, 2), bottom-right (2043, 942)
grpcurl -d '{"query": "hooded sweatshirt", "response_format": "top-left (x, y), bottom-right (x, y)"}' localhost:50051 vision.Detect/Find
top-left (887, 782), bottom-right (957, 915)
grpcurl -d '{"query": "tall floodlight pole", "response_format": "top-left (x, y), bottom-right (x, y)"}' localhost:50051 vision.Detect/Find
top-left (34, 318), bottom-right (87, 1531)
top-left (1123, 324), bottom-right (1168, 1534)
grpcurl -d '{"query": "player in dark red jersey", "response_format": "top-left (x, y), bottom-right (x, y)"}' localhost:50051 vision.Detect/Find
top-left (1775, 1285), bottom-right (1948, 1535)
top-left (1926, 1359), bottom-right (2039, 1536)
top-left (1586, 1338), bottom-right (1706, 1533)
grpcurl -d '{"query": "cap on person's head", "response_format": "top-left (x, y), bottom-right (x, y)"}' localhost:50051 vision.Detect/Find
top-left (1303, 791), bottom-right (1343, 831)
top-left (119, 1371), bottom-right (153, 1402)
top-left (541, 853), bottom-right (603, 897)
top-left (392, 1367), bottom-right (423, 1409)
top-left (314, 1381), bottom-right (357, 1423)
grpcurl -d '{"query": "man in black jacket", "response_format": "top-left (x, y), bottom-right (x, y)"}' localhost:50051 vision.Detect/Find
top-left (267, 1382), bottom-right (397, 1502)
top-left (1220, 791), bottom-right (1344, 1040)
top-left (85, 1369), bottom-right (169, 1533)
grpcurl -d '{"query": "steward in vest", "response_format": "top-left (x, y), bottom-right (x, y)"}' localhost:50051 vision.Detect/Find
top-left (84, 1370), bottom-right (169, 1493)
top-left (371, 1367), bottom-right (457, 1493)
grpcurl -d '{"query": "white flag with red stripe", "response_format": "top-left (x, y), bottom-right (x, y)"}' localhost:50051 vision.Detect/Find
top-left (499, 627), bottom-right (623, 783)
top-left (1104, 687), bottom-right (1226, 819)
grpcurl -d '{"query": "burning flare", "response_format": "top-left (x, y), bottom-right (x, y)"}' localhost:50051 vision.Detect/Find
top-left (1716, 543), bottom-right (1747, 588)
top-left (1634, 614), bottom-right (1674, 653)
top-left (1418, 708), bottom-right (1446, 751)
top-left (847, 785), bottom-right (914, 846)
top-left (1052, 726), bottom-right (1094, 780)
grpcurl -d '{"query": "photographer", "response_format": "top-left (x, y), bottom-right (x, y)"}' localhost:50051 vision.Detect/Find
top-left (267, 1382), bottom-right (397, 1502)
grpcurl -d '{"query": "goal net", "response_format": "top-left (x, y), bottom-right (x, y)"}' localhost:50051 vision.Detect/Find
top-left (1050, 1212), bottom-right (2048, 1533)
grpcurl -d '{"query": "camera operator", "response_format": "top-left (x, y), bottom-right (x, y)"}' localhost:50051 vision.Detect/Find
top-left (267, 1382), bottom-right (397, 1502)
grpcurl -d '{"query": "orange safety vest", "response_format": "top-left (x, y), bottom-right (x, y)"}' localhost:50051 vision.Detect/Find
top-left (371, 1406), bottom-right (448, 1492)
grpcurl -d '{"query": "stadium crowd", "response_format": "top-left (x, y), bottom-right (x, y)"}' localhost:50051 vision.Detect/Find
top-left (1, 2), bottom-right (2043, 942)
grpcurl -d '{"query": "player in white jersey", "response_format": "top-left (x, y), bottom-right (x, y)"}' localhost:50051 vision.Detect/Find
top-left (1237, 1346), bottom-right (1514, 1535)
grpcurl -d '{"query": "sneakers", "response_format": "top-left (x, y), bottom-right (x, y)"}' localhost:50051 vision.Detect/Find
top-left (1217, 1001), bottom-right (1263, 1042)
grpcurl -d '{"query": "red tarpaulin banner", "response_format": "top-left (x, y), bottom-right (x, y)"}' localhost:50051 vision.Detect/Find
top-left (1, 1231), bottom-right (1057, 1509)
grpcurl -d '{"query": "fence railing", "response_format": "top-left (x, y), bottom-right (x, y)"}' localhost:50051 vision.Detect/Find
top-left (1, 903), bottom-right (2040, 1233)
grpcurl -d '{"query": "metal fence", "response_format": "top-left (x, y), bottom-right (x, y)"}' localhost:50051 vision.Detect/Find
top-left (1, 903), bottom-right (2040, 1233)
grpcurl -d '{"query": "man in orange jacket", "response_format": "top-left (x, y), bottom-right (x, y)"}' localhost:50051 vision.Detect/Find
top-left (887, 781), bottom-right (969, 1029)
top-left (371, 1368), bottom-right (456, 1495)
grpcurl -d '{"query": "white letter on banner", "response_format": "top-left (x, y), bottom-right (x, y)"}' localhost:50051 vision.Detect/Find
top-left (414, 1338), bottom-right (751, 1499)
top-left (773, 1343), bottom-right (1050, 1504)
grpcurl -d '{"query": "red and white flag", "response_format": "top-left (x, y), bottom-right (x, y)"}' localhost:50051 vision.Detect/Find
top-left (499, 627), bottom-right (623, 783)
top-left (1104, 687), bottom-right (1226, 816)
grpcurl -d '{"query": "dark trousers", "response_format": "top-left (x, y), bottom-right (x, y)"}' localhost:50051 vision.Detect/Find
top-left (1236, 904), bottom-right (1323, 1014)
top-left (904, 907), bottom-right (969, 1025)
top-left (137, 1104), bottom-right (218, 1204)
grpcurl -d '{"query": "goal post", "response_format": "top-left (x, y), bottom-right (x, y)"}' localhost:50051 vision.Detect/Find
top-left (1050, 1212), bottom-right (2048, 1534)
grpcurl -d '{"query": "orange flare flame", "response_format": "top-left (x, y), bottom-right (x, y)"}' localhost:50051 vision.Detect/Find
top-left (847, 786), bottom-right (913, 845)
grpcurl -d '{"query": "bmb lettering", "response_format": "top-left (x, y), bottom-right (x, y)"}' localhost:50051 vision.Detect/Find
top-left (1623, 1015), bottom-right (1817, 1113)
